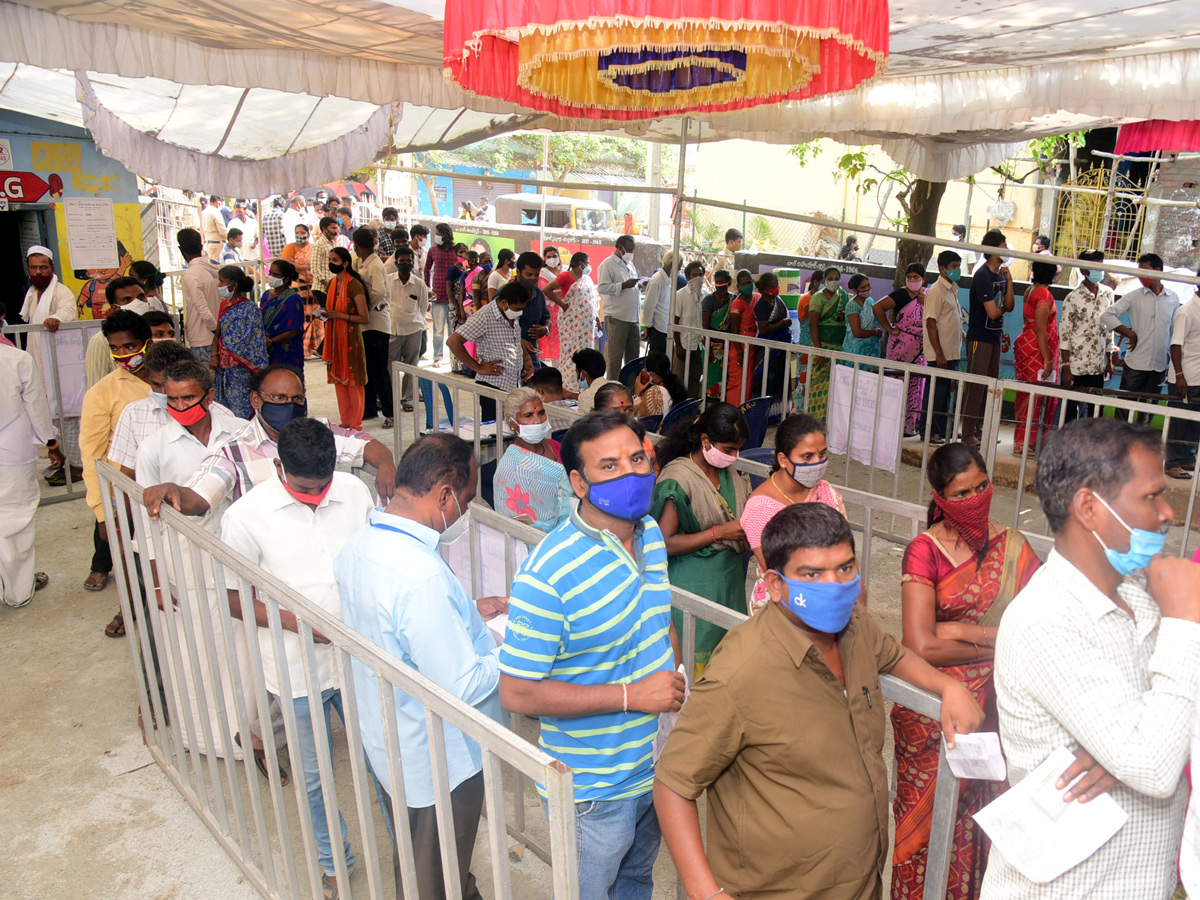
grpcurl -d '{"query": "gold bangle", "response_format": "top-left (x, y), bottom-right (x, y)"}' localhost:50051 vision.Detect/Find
top-left (972, 642), bottom-right (981, 662)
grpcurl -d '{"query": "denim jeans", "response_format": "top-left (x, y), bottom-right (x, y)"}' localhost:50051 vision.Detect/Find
top-left (279, 687), bottom-right (354, 877)
top-left (546, 790), bottom-right (661, 900)
top-left (430, 301), bottom-right (449, 360)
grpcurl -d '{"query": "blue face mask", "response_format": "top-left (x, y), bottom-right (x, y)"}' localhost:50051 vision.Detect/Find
top-left (775, 570), bottom-right (861, 634)
top-left (1092, 493), bottom-right (1167, 576)
top-left (1086, 269), bottom-right (1104, 285)
top-left (150, 390), bottom-right (169, 410)
top-left (586, 471), bottom-right (655, 521)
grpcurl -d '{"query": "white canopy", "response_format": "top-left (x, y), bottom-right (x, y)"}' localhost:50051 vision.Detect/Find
top-left (3, 0), bottom-right (1200, 191)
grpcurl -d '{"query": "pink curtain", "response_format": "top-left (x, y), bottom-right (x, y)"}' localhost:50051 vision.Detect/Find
top-left (1115, 120), bottom-right (1200, 155)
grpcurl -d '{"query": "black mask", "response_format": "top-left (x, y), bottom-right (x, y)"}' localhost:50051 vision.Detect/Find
top-left (257, 398), bottom-right (307, 432)
top-left (329, 262), bottom-right (345, 274)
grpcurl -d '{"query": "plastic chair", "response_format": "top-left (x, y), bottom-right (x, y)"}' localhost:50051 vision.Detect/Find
top-left (551, 428), bottom-right (570, 445)
top-left (738, 447), bottom-right (778, 490)
top-left (661, 397), bottom-right (702, 435)
top-left (619, 356), bottom-right (648, 388)
top-left (638, 414), bottom-right (663, 435)
top-left (739, 395), bottom-right (773, 450)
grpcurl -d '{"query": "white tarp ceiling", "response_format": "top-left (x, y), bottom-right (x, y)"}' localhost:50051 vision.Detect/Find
top-left (3, 0), bottom-right (1200, 193)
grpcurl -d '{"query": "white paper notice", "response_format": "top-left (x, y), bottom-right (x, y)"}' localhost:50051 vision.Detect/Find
top-left (487, 613), bottom-right (509, 647)
top-left (63, 197), bottom-right (118, 270)
top-left (944, 732), bottom-right (1007, 781)
top-left (652, 664), bottom-right (690, 763)
top-left (973, 746), bottom-right (1128, 883)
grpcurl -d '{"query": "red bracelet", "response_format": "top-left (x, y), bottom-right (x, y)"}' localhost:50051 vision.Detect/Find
top-left (711, 526), bottom-right (717, 543)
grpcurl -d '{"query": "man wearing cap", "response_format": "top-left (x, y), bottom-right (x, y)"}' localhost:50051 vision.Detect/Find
top-left (641, 252), bottom-right (676, 357)
top-left (20, 244), bottom-right (82, 484)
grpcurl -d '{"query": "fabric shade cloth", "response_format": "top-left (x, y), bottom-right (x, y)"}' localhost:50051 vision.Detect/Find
top-left (1115, 120), bottom-right (1200, 154)
top-left (443, 0), bottom-right (889, 120)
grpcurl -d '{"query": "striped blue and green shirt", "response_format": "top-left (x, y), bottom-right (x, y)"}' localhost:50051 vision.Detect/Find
top-left (499, 509), bottom-right (674, 802)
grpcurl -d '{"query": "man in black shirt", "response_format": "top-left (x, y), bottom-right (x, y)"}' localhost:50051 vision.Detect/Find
top-left (962, 229), bottom-right (1014, 446)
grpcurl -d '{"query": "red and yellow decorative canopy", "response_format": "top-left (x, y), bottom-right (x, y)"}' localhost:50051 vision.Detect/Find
top-left (443, 0), bottom-right (889, 121)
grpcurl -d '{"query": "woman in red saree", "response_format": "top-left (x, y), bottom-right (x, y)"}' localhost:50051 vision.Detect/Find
top-left (321, 246), bottom-right (369, 429)
top-left (1013, 261), bottom-right (1060, 456)
top-left (892, 442), bottom-right (1041, 900)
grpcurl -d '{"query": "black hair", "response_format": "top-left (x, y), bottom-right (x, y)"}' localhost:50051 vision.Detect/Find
top-left (713, 268), bottom-right (732, 285)
top-left (594, 381), bottom-right (634, 411)
top-left (319, 216), bottom-right (338, 232)
top-left (249, 363), bottom-right (304, 394)
top-left (543, 245), bottom-right (559, 259)
top-left (684, 260), bottom-right (705, 279)
top-left (394, 244), bottom-right (414, 260)
top-left (143, 310), bottom-right (175, 332)
top-left (1137, 252), bottom-right (1164, 271)
top-left (435, 222), bottom-right (454, 242)
top-left (570, 251), bottom-right (589, 269)
top-left (104, 275), bottom-right (143, 306)
top-left (293, 222), bottom-right (310, 238)
top-left (163, 358), bottom-right (214, 394)
top-left (352, 227), bottom-right (376, 251)
top-left (337, 207), bottom-right (352, 218)
top-left (143, 340), bottom-right (193, 373)
top-left (1079, 248), bottom-right (1105, 264)
top-left (981, 229), bottom-right (1006, 259)
top-left (177, 227), bottom-right (203, 256)
top-left (771, 414), bottom-right (826, 472)
top-left (926, 442), bottom-right (988, 528)
top-left (130, 260), bottom-right (165, 289)
top-left (573, 348), bottom-right (607, 381)
top-left (656, 400), bottom-right (748, 468)
top-left (394, 226), bottom-right (410, 243)
top-left (394, 433), bottom-right (475, 494)
top-left (218, 265), bottom-right (255, 295)
top-left (904, 263), bottom-right (926, 278)
top-left (951, 224), bottom-right (966, 237)
top-left (278, 418), bottom-right (337, 480)
top-left (0, 299), bottom-right (5, 321)
top-left (270, 258), bottom-right (299, 284)
top-left (756, 270), bottom-right (779, 291)
top-left (495, 281), bottom-right (530, 307)
top-left (762, 502), bottom-right (855, 572)
top-left (497, 248), bottom-right (515, 268)
top-left (1030, 261), bottom-right (1058, 285)
top-left (329, 246), bottom-right (368, 294)
top-left (1038, 418), bottom-right (1163, 534)
top-left (937, 249), bottom-right (962, 270)
top-left (736, 268), bottom-right (754, 284)
top-left (1035, 234), bottom-right (1052, 249)
top-left (524, 367), bottom-right (563, 393)
top-left (516, 251), bottom-right (544, 274)
top-left (209, 195), bottom-right (220, 204)
top-left (847, 273), bottom-right (869, 292)
top-left (102, 309), bottom-right (151, 342)
top-left (409, 224), bottom-right (429, 238)
top-left (724, 228), bottom-right (743, 243)
top-left (382, 206), bottom-right (398, 218)
top-left (644, 352), bottom-right (689, 405)
top-left (615, 234), bottom-right (635, 252)
top-left (226, 227), bottom-right (243, 240)
top-left (822, 266), bottom-right (841, 279)
top-left (560, 410), bottom-right (642, 480)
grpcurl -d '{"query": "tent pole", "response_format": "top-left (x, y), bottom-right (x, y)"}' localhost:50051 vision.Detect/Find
top-left (1099, 126), bottom-right (1122, 254)
top-left (540, 134), bottom-right (549, 251)
top-left (665, 118), bottom-right (688, 364)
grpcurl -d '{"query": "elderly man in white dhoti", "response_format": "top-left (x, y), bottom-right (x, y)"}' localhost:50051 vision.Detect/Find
top-left (19, 244), bottom-right (80, 485)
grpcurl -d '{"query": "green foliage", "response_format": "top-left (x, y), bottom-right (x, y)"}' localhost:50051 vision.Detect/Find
top-left (1028, 131), bottom-right (1087, 169)
top-left (787, 140), bottom-right (823, 167)
top-left (409, 134), bottom-right (650, 184)
top-left (747, 215), bottom-right (773, 244)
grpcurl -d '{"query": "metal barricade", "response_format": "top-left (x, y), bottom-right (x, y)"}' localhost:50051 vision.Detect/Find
top-left (97, 461), bottom-right (579, 900)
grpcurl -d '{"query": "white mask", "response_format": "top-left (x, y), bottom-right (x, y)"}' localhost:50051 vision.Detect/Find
top-left (503, 305), bottom-right (523, 321)
top-left (434, 234), bottom-right (444, 246)
top-left (439, 491), bottom-right (470, 544)
top-left (267, 275), bottom-right (285, 289)
top-left (121, 298), bottom-right (151, 316)
top-left (545, 256), bottom-right (559, 267)
top-left (583, 264), bottom-right (593, 277)
top-left (517, 420), bottom-right (552, 443)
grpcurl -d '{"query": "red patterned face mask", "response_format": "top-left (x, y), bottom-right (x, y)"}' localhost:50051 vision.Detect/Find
top-left (933, 483), bottom-right (993, 552)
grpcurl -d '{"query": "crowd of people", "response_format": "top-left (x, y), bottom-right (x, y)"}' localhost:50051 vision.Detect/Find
top-left (9, 206), bottom-right (1200, 900)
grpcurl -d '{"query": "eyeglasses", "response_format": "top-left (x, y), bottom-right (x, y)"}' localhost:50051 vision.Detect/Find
top-left (257, 391), bottom-right (306, 404)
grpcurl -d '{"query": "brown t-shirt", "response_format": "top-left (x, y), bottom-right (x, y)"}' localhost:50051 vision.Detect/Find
top-left (655, 601), bottom-right (905, 900)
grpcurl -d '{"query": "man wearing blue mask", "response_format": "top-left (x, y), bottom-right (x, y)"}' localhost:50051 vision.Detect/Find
top-left (500, 410), bottom-right (685, 900)
top-left (982, 417), bottom-right (1200, 899)
top-left (654, 502), bottom-right (982, 900)
top-left (1060, 248), bottom-right (1116, 423)
top-left (924, 249), bottom-right (965, 443)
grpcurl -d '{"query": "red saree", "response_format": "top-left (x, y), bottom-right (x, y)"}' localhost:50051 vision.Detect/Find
top-left (891, 529), bottom-right (1040, 900)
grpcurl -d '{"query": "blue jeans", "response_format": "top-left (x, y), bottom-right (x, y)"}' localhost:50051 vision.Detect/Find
top-left (280, 688), bottom-right (354, 877)
top-left (547, 791), bottom-right (661, 900)
top-left (191, 344), bottom-right (212, 366)
top-left (430, 301), bottom-right (449, 359)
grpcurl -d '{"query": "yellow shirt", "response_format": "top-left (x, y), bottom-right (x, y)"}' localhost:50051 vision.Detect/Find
top-left (80, 367), bottom-right (150, 520)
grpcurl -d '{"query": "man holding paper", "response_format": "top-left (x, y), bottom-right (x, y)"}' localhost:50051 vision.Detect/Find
top-left (981, 417), bottom-right (1200, 899)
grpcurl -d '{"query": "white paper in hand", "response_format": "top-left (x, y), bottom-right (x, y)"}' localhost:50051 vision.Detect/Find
top-left (944, 732), bottom-right (1007, 781)
top-left (652, 664), bottom-right (690, 764)
top-left (973, 746), bottom-right (1128, 883)
top-left (487, 613), bottom-right (509, 648)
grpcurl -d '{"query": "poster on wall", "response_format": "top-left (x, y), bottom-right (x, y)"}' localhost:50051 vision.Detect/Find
top-left (63, 197), bottom-right (118, 270)
top-left (826, 365), bottom-right (905, 472)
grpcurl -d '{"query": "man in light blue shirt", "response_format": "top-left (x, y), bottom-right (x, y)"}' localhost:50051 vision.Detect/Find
top-left (335, 433), bottom-right (506, 900)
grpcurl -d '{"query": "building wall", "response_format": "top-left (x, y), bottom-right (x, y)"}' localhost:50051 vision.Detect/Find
top-left (1, 109), bottom-right (142, 319)
top-left (1143, 155), bottom-right (1200, 271)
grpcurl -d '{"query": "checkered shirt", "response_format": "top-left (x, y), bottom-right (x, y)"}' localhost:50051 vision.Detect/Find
top-left (454, 301), bottom-right (524, 393)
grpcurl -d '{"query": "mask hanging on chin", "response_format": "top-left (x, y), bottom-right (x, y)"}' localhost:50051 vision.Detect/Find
top-left (1091, 492), bottom-right (1167, 575)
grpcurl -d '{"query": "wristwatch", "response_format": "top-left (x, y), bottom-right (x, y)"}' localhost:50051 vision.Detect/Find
top-left (47, 439), bottom-right (58, 448)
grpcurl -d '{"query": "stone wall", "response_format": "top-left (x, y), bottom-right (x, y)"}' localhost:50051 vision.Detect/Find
top-left (1143, 155), bottom-right (1200, 270)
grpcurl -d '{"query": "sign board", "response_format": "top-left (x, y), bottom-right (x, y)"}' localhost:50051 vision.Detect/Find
top-left (826, 365), bottom-right (905, 473)
top-left (0, 139), bottom-right (12, 170)
top-left (1, 170), bottom-right (53, 203)
top-left (63, 197), bottom-right (118, 270)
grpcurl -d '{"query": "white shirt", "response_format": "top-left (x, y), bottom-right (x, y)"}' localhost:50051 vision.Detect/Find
top-left (641, 268), bottom-right (672, 332)
top-left (1172, 295), bottom-right (1200, 384)
top-left (383, 261), bottom-right (429, 336)
top-left (135, 407), bottom-right (249, 516)
top-left (354, 252), bottom-right (390, 333)
top-left (281, 207), bottom-right (305, 245)
top-left (487, 268), bottom-right (510, 297)
top-left (576, 376), bottom-right (613, 414)
top-left (109, 396), bottom-right (235, 472)
top-left (982, 550), bottom-right (1200, 900)
top-left (221, 472), bottom-right (373, 697)
top-left (1100, 284), bottom-right (1180, 373)
top-left (20, 278), bottom-right (77, 326)
top-left (233, 216), bottom-right (259, 259)
top-left (597, 251), bottom-right (640, 322)
top-left (0, 342), bottom-right (56, 466)
top-left (675, 283), bottom-right (705, 350)
top-left (1184, 711), bottom-right (1200, 897)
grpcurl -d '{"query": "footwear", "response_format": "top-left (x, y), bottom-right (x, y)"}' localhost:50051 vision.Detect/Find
top-left (104, 613), bottom-right (125, 638)
top-left (402, 401), bottom-right (413, 413)
top-left (34, 572), bottom-right (49, 591)
top-left (931, 435), bottom-right (946, 445)
top-left (1013, 449), bottom-right (1035, 460)
top-left (44, 466), bottom-right (83, 487)
top-left (382, 417), bottom-right (394, 429)
top-left (1185, 463), bottom-right (1196, 472)
top-left (1167, 466), bottom-right (1193, 480)
top-left (322, 874), bottom-right (339, 900)
top-left (234, 732), bottom-right (290, 786)
top-left (84, 571), bottom-right (109, 592)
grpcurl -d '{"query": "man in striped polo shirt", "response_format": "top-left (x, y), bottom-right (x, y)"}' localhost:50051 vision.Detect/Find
top-left (500, 410), bottom-right (685, 900)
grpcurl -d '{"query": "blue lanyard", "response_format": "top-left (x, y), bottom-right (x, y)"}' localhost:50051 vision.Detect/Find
top-left (369, 519), bottom-right (423, 542)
